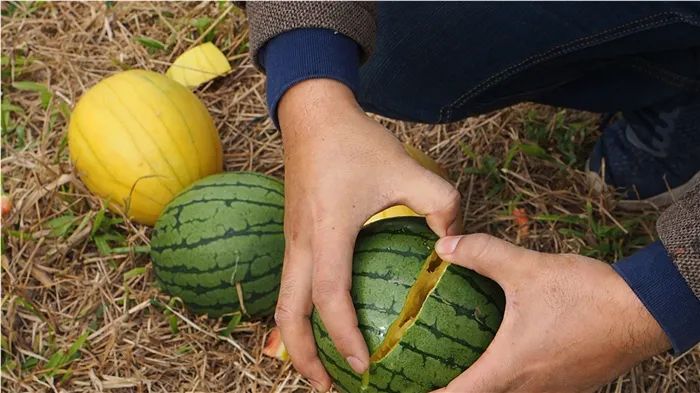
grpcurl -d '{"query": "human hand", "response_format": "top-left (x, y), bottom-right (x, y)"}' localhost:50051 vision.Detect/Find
top-left (276, 79), bottom-right (462, 391)
top-left (432, 234), bottom-right (670, 393)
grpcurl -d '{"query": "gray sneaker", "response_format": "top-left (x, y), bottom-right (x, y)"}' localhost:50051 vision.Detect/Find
top-left (586, 93), bottom-right (700, 210)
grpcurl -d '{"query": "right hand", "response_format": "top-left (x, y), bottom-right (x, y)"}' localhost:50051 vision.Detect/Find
top-left (276, 79), bottom-right (461, 391)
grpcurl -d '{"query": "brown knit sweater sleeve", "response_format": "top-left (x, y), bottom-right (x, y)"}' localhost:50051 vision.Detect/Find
top-left (657, 179), bottom-right (700, 299)
top-left (243, 1), bottom-right (377, 68)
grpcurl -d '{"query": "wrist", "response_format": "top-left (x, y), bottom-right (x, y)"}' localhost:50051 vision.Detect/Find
top-left (278, 79), bottom-right (363, 134)
top-left (613, 241), bottom-right (700, 354)
top-left (616, 273), bottom-right (671, 358)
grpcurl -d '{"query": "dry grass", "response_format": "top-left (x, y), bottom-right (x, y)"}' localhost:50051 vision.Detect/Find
top-left (1, 2), bottom-right (698, 392)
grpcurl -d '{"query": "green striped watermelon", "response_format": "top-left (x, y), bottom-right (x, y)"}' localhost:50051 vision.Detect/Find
top-left (150, 172), bottom-right (284, 317)
top-left (312, 217), bottom-right (505, 393)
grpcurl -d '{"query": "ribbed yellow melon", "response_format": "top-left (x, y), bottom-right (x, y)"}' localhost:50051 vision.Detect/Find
top-left (68, 69), bottom-right (223, 225)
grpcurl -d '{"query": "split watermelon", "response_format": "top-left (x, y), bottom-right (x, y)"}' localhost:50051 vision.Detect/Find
top-left (312, 217), bottom-right (505, 393)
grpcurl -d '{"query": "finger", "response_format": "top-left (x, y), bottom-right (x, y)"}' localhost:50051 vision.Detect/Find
top-left (441, 352), bottom-right (512, 393)
top-left (435, 233), bottom-right (536, 284)
top-left (432, 302), bottom-right (518, 393)
top-left (395, 164), bottom-right (462, 237)
top-left (311, 223), bottom-right (370, 374)
top-left (441, 327), bottom-right (516, 393)
top-left (276, 246), bottom-right (331, 391)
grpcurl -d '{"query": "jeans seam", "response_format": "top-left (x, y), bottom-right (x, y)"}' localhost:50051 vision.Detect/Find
top-left (439, 11), bottom-right (700, 122)
top-left (624, 59), bottom-right (700, 92)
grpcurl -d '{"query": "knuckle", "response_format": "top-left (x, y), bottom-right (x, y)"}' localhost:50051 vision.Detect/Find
top-left (445, 187), bottom-right (461, 206)
top-left (469, 233), bottom-right (495, 259)
top-left (278, 276), bottom-right (297, 299)
top-left (274, 301), bottom-right (297, 325)
top-left (290, 349), bottom-right (317, 368)
top-left (378, 188), bottom-right (397, 205)
top-left (309, 201), bottom-right (330, 226)
top-left (432, 184), bottom-right (461, 215)
top-left (311, 279), bottom-right (343, 306)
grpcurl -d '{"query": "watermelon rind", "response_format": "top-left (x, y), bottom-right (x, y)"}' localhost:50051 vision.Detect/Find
top-left (150, 172), bottom-right (285, 318)
top-left (312, 217), bottom-right (505, 393)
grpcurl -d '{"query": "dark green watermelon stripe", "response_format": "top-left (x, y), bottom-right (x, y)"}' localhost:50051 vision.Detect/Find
top-left (161, 198), bottom-right (283, 224)
top-left (154, 269), bottom-right (280, 295)
top-left (428, 293), bottom-right (499, 335)
top-left (357, 228), bottom-right (436, 243)
top-left (169, 212), bottom-right (280, 229)
top-left (153, 269), bottom-right (279, 305)
top-left (151, 228), bottom-right (283, 253)
top-left (153, 269), bottom-right (238, 301)
top-left (189, 173), bottom-right (283, 189)
top-left (397, 340), bottom-right (464, 371)
top-left (375, 361), bottom-right (431, 391)
top-left (154, 251), bottom-right (280, 275)
top-left (357, 323), bottom-right (386, 338)
top-left (244, 285), bottom-right (280, 305)
top-left (184, 178), bottom-right (284, 197)
top-left (184, 303), bottom-right (266, 317)
top-left (447, 266), bottom-right (505, 314)
top-left (162, 197), bottom-right (284, 221)
top-left (158, 272), bottom-right (280, 300)
top-left (171, 284), bottom-right (275, 315)
top-left (413, 320), bottom-right (488, 354)
top-left (352, 271), bottom-right (412, 290)
top-left (355, 302), bottom-right (402, 317)
top-left (354, 248), bottom-right (429, 260)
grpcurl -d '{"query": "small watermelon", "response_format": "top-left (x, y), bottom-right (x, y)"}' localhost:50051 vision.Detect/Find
top-left (312, 217), bottom-right (505, 393)
top-left (150, 172), bottom-right (284, 317)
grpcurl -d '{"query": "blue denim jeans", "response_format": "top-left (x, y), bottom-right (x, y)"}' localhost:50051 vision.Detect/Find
top-left (357, 2), bottom-right (700, 123)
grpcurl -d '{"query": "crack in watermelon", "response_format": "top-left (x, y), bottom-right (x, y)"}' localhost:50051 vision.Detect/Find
top-left (362, 250), bottom-right (449, 389)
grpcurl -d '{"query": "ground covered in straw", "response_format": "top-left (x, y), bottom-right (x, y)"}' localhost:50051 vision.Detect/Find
top-left (1, 2), bottom-right (698, 392)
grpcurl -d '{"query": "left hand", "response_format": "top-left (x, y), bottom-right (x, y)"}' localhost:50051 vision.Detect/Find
top-left (432, 234), bottom-right (671, 393)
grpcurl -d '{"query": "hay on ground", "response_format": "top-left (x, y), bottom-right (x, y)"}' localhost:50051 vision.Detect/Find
top-left (1, 2), bottom-right (697, 392)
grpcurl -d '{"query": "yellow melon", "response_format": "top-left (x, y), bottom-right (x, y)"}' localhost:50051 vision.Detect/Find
top-left (68, 69), bottom-right (223, 225)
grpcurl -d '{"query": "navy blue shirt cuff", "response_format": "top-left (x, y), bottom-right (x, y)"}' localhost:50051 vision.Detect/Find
top-left (260, 28), bottom-right (361, 128)
top-left (613, 240), bottom-right (700, 354)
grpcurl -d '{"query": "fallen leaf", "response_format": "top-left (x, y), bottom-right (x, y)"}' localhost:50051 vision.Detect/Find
top-left (166, 42), bottom-right (231, 88)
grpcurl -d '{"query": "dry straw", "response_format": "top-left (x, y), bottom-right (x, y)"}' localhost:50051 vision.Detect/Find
top-left (1, 2), bottom-right (697, 392)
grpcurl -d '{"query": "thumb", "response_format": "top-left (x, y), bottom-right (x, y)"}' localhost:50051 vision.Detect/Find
top-left (396, 164), bottom-right (462, 237)
top-left (435, 233), bottom-right (534, 284)
top-left (432, 323), bottom-right (516, 393)
top-left (439, 348), bottom-right (512, 393)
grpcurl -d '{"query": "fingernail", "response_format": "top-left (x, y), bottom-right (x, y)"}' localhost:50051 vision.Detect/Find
top-left (346, 356), bottom-right (367, 373)
top-left (436, 236), bottom-right (460, 255)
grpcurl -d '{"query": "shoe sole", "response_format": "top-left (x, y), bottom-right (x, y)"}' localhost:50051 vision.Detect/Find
top-left (584, 161), bottom-right (700, 211)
